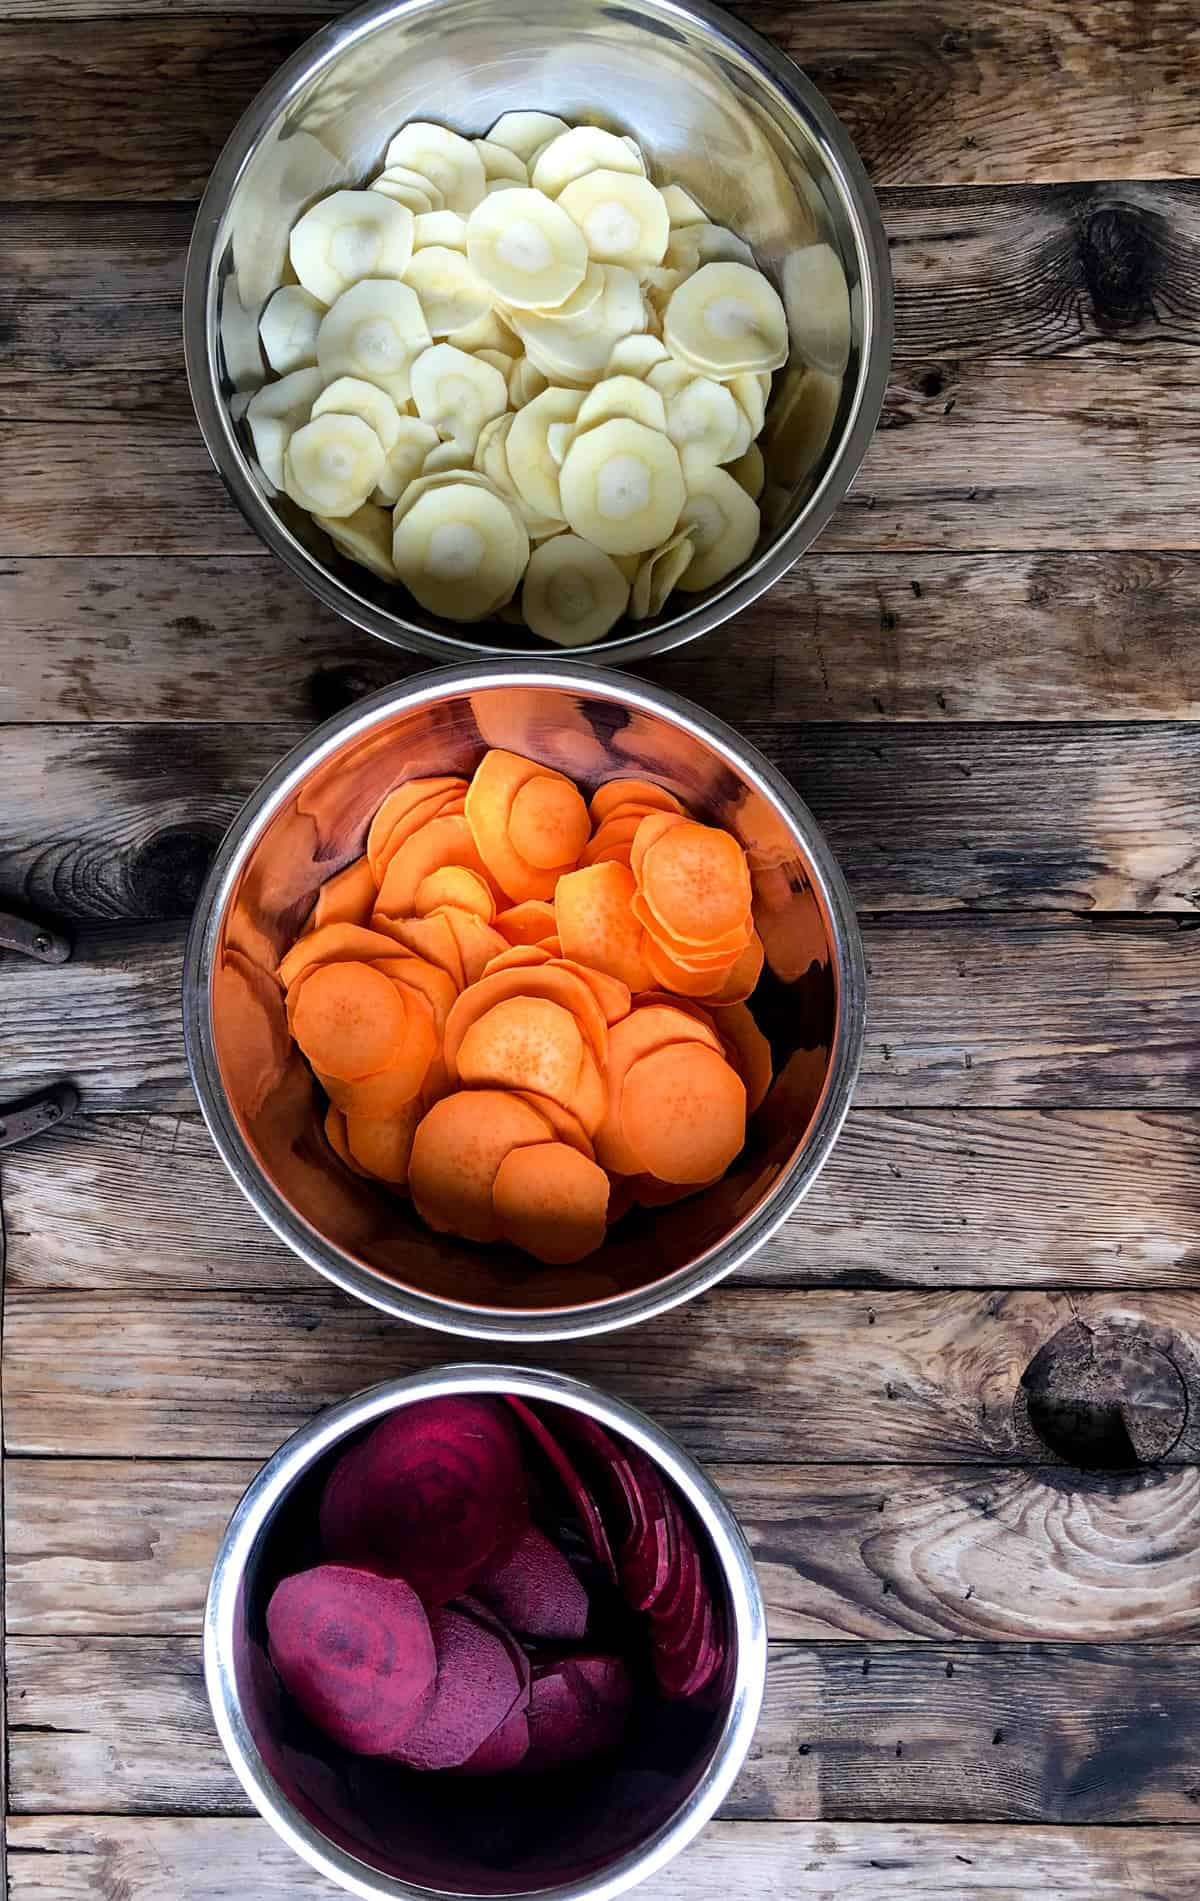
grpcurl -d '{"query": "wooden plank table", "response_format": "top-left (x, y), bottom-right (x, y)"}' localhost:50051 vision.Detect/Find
top-left (3, 1), bottom-right (1200, 1894)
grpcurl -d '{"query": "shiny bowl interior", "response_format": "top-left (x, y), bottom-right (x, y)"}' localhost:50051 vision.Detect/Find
top-left (184, 0), bottom-right (892, 663)
top-left (183, 662), bottom-right (865, 1339)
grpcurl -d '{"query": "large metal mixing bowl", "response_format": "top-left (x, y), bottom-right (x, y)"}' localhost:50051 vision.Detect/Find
top-left (183, 0), bottom-right (892, 663)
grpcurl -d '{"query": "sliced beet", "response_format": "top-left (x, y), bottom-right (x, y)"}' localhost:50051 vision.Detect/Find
top-left (523, 1652), bottom-right (634, 1772)
top-left (453, 1706), bottom-right (531, 1776)
top-left (320, 1397), bottom-right (528, 1603)
top-left (393, 1604), bottom-right (529, 1772)
top-left (504, 1397), bottom-right (616, 1581)
top-left (452, 1595), bottom-right (533, 1703)
top-left (266, 1563), bottom-right (436, 1756)
top-left (472, 1523), bottom-right (590, 1642)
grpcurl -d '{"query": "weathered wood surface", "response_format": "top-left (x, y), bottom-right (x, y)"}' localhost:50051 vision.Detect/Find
top-left (7, 1106), bottom-right (1199, 1294)
top-left (11, 1456), bottom-right (1200, 1644)
top-left (7, 1287), bottom-right (1200, 1465)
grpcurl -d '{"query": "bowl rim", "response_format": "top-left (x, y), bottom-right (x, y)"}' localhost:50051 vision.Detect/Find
top-left (204, 1362), bottom-right (769, 1901)
top-left (182, 0), bottom-right (893, 665)
top-left (182, 659), bottom-right (865, 1340)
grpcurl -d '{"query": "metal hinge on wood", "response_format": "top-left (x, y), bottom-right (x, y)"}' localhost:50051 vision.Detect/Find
top-left (0, 908), bottom-right (80, 1151)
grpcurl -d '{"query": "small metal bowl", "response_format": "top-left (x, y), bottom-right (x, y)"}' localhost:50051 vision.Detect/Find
top-left (183, 0), bottom-right (892, 664)
top-left (205, 1364), bottom-right (767, 1901)
top-left (183, 661), bottom-right (865, 1339)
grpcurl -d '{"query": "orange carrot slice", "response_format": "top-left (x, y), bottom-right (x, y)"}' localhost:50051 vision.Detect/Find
top-left (555, 863), bottom-right (653, 995)
top-left (346, 1097), bottom-right (422, 1185)
top-left (320, 980), bottom-right (437, 1113)
top-left (369, 957), bottom-right (457, 1041)
top-left (444, 965), bottom-right (608, 1077)
top-left (553, 957), bottom-right (631, 1028)
top-left (620, 1042), bottom-right (746, 1183)
top-left (629, 811), bottom-right (687, 884)
top-left (494, 900), bottom-right (557, 947)
top-left (713, 1001), bottom-right (773, 1114)
top-left (457, 996), bottom-right (585, 1106)
top-left (506, 774), bottom-right (590, 872)
top-left (291, 961), bottom-right (408, 1082)
top-left (642, 931), bottom-right (738, 999)
top-left (583, 814), bottom-right (642, 858)
top-left (464, 749), bottom-right (578, 903)
top-left (438, 907), bottom-right (509, 986)
top-left (569, 1046), bottom-right (607, 1137)
top-left (307, 857), bottom-right (377, 934)
top-left (630, 890), bottom-right (751, 963)
top-left (483, 944), bottom-right (555, 978)
top-left (278, 922), bottom-right (404, 993)
top-left (511, 1091), bottom-right (593, 1156)
top-left (592, 1003), bottom-right (721, 1175)
top-left (324, 1102), bottom-right (370, 1177)
top-left (372, 914), bottom-right (464, 989)
top-left (414, 865), bottom-right (495, 923)
top-left (492, 1142), bottom-right (609, 1264)
top-left (374, 789), bottom-right (469, 885)
top-left (639, 819), bottom-right (752, 944)
top-left (540, 934), bottom-right (563, 955)
top-left (589, 779), bottom-right (684, 823)
top-left (376, 814), bottom-right (495, 921)
top-left (366, 777), bottom-right (468, 882)
top-left (409, 1090), bottom-right (555, 1243)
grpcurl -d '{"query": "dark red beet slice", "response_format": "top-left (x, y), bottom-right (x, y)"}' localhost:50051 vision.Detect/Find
top-left (393, 1605), bottom-right (529, 1771)
top-left (473, 1523), bottom-right (590, 1641)
top-left (452, 1596), bottom-right (532, 1703)
top-left (453, 1706), bottom-right (531, 1776)
top-left (504, 1397), bottom-right (616, 1581)
top-left (320, 1397), bottom-right (528, 1603)
top-left (266, 1564), bottom-right (436, 1756)
top-left (523, 1652), bottom-right (634, 1772)
top-left (619, 1447), bottom-right (675, 1612)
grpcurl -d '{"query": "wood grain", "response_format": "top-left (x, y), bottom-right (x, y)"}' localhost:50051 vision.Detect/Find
top-left (11, 1456), bottom-right (1200, 1644)
top-left (5, 551), bottom-right (1200, 725)
top-left (7, 1287), bottom-right (1200, 1464)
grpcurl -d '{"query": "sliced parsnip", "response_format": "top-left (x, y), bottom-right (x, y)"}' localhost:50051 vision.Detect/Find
top-left (474, 137), bottom-right (529, 183)
top-left (530, 258), bottom-right (604, 321)
top-left (316, 501), bottom-right (398, 580)
top-left (557, 169), bottom-right (669, 270)
top-left (259, 285), bottom-right (326, 374)
top-left (675, 463), bottom-right (760, 590)
top-left (312, 375), bottom-right (403, 453)
top-left (665, 261), bottom-right (788, 377)
top-left (760, 363), bottom-right (841, 483)
top-left (511, 263), bottom-right (644, 383)
top-left (546, 420), bottom-right (574, 466)
top-left (660, 183), bottom-right (706, 227)
top-left (403, 245), bottom-right (492, 337)
top-left (630, 525), bottom-right (695, 618)
top-left (719, 400), bottom-right (754, 463)
top-left (423, 439), bottom-right (474, 473)
top-left (474, 411), bottom-right (516, 490)
top-left (487, 111), bottom-right (570, 163)
top-left (505, 385), bottom-right (585, 518)
top-left (729, 368), bottom-right (768, 436)
top-left (290, 190), bottom-right (414, 304)
top-left (665, 222), bottom-right (755, 273)
top-left (391, 467), bottom-right (496, 524)
top-left (245, 366), bottom-right (323, 489)
top-left (316, 278), bottom-right (432, 402)
top-left (727, 439), bottom-right (765, 500)
top-left (283, 412), bottom-right (385, 518)
top-left (645, 358), bottom-right (694, 403)
top-left (372, 414), bottom-right (440, 505)
top-left (385, 122), bottom-right (486, 215)
top-left (409, 341), bottom-right (508, 450)
top-left (643, 265), bottom-right (684, 311)
top-left (465, 186), bottom-right (588, 310)
top-left (607, 333), bottom-right (669, 377)
top-left (613, 551), bottom-right (641, 586)
top-left (558, 416), bottom-right (685, 556)
top-left (369, 173), bottom-right (438, 216)
top-left (473, 347), bottom-right (517, 378)
top-left (372, 162), bottom-right (445, 206)
top-left (575, 372), bottom-right (668, 436)
top-left (665, 375), bottom-right (741, 463)
top-left (392, 477), bottom-right (529, 619)
top-left (413, 209), bottom-right (468, 252)
top-left (521, 531), bottom-right (629, 645)
top-left (451, 307), bottom-right (516, 353)
top-left (782, 241), bottom-right (852, 376)
top-left (484, 178), bottom-right (525, 196)
top-left (531, 125), bottom-right (644, 197)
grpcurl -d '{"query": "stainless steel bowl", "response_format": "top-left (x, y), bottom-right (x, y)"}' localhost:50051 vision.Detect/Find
top-left (183, 661), bottom-right (865, 1338)
top-left (205, 1364), bottom-right (768, 1900)
top-left (183, 0), bottom-right (892, 663)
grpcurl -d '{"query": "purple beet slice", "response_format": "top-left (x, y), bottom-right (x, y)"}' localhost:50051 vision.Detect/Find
top-left (453, 1706), bottom-right (531, 1776)
top-left (473, 1524), bottom-right (590, 1642)
top-left (320, 1397), bottom-right (529, 1603)
top-left (266, 1564), bottom-right (436, 1756)
top-left (523, 1652), bottom-right (634, 1772)
top-left (393, 1604), bottom-right (529, 1772)
top-left (504, 1397), bottom-right (617, 1581)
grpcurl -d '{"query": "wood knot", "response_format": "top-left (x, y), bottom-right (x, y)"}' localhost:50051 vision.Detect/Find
top-left (1077, 202), bottom-right (1153, 330)
top-left (1019, 1320), bottom-right (1187, 1470)
top-left (129, 825), bottom-right (218, 919)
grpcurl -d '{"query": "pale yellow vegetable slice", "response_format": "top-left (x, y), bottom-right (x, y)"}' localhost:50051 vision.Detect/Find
top-left (522, 533), bottom-right (629, 645)
top-left (645, 358), bottom-right (694, 403)
top-left (607, 334), bottom-right (669, 377)
top-left (452, 308), bottom-right (516, 353)
top-left (660, 183), bottom-right (706, 228)
top-left (665, 261), bottom-right (788, 377)
top-left (369, 173), bottom-right (437, 216)
top-left (630, 525), bottom-right (695, 618)
top-left (373, 163), bottom-right (446, 205)
top-left (643, 266), bottom-right (684, 317)
top-left (665, 375), bottom-right (741, 463)
top-left (392, 478), bottom-right (529, 619)
top-left (316, 279), bottom-right (432, 403)
top-left (372, 414), bottom-right (440, 505)
top-left (259, 285), bottom-right (326, 374)
top-left (529, 259), bottom-right (604, 322)
top-left (510, 264), bottom-right (645, 383)
top-left (729, 369), bottom-right (768, 437)
top-left (473, 347), bottom-right (517, 378)
top-left (283, 412), bottom-right (385, 518)
top-left (414, 209), bottom-right (468, 252)
top-left (557, 170), bottom-right (669, 270)
top-left (409, 341), bottom-right (508, 451)
top-left (575, 373), bottom-right (667, 436)
top-left (391, 467), bottom-right (496, 524)
top-left (485, 178), bottom-right (525, 196)
top-left (505, 385), bottom-right (585, 519)
top-left (486, 111), bottom-right (570, 163)
top-left (545, 420), bottom-right (574, 467)
top-left (245, 367), bottom-right (323, 490)
top-left (531, 126), bottom-right (644, 198)
top-left (781, 241), bottom-right (852, 376)
top-left (558, 417), bottom-right (685, 556)
top-left (403, 246), bottom-right (491, 338)
top-left (474, 137), bottom-right (528, 183)
top-left (665, 222), bottom-right (755, 273)
top-left (385, 122), bottom-right (486, 216)
top-left (312, 375), bottom-right (403, 454)
top-left (675, 464), bottom-right (760, 590)
top-left (760, 364), bottom-right (841, 483)
top-left (727, 440), bottom-right (765, 500)
top-left (465, 187), bottom-right (588, 310)
top-left (474, 411), bottom-right (516, 489)
top-left (613, 551), bottom-right (641, 586)
top-left (316, 501), bottom-right (398, 580)
top-left (423, 439), bottom-right (474, 473)
top-left (717, 402), bottom-right (754, 464)
top-left (290, 190), bottom-right (414, 305)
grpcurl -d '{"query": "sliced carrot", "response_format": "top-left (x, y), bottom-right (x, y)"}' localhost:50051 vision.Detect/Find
top-left (713, 1001), bottom-right (773, 1115)
top-left (215, 948), bottom-right (292, 1117)
top-left (492, 1141), bottom-right (609, 1264)
top-left (554, 957), bottom-right (631, 1028)
top-left (507, 773), bottom-right (590, 872)
top-left (375, 814), bottom-right (496, 921)
top-left (324, 1102), bottom-right (370, 1177)
top-left (457, 995), bottom-right (585, 1105)
top-left (290, 961), bottom-right (409, 1082)
top-left (584, 813), bottom-right (641, 854)
top-left (639, 819), bottom-right (752, 944)
top-left (438, 907), bottom-right (509, 986)
top-left (592, 1003), bottom-right (722, 1174)
top-left (589, 779), bottom-right (684, 823)
top-left (408, 1089), bottom-right (554, 1243)
top-left (464, 748), bottom-right (562, 903)
top-left (494, 899), bottom-right (557, 947)
top-left (307, 856), bottom-right (377, 933)
top-left (321, 980), bottom-right (437, 1113)
top-left (555, 863), bottom-right (653, 994)
top-left (620, 1042), bottom-right (746, 1183)
top-left (483, 943), bottom-right (555, 977)
top-left (540, 934), bottom-right (563, 955)
top-left (511, 1090), bottom-right (593, 1156)
top-left (630, 890), bottom-right (751, 963)
top-left (629, 810), bottom-right (687, 884)
top-left (372, 913), bottom-right (464, 989)
top-left (321, 1059), bottom-right (428, 1121)
top-left (570, 1045), bottom-right (607, 1137)
top-left (582, 836), bottom-right (635, 870)
top-left (375, 789), bottom-right (469, 884)
top-left (366, 777), bottom-right (468, 882)
top-left (596, 799), bottom-right (682, 827)
top-left (346, 1097), bottom-right (422, 1185)
top-left (444, 965), bottom-right (608, 1078)
top-left (642, 931), bottom-right (738, 999)
top-left (708, 932), bottom-right (764, 1005)
top-left (369, 956), bottom-right (457, 1040)
top-left (414, 864), bottom-right (495, 923)
top-left (278, 922), bottom-right (404, 993)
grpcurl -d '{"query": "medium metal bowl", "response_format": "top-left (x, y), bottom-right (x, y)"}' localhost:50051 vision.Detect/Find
top-left (183, 661), bottom-right (865, 1338)
top-left (205, 1364), bottom-right (767, 1900)
top-left (183, 0), bottom-right (891, 663)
